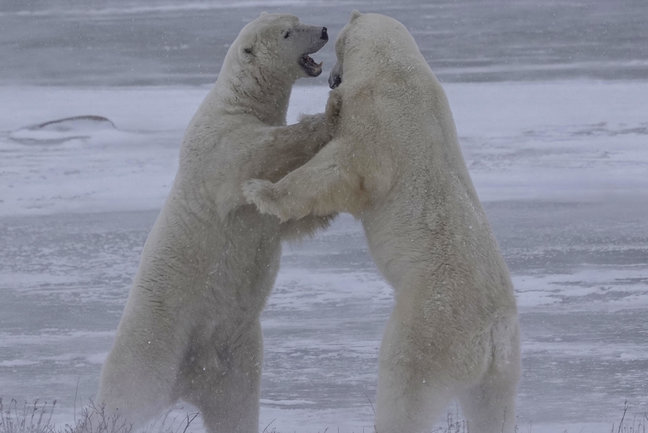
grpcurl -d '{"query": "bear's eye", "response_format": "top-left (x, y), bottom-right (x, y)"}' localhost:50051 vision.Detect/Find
top-left (283, 30), bottom-right (291, 39)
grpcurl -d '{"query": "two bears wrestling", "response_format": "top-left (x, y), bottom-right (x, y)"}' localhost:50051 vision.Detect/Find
top-left (94, 11), bottom-right (520, 433)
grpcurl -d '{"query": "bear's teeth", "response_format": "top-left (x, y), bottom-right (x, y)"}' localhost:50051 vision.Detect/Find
top-left (302, 55), bottom-right (321, 67)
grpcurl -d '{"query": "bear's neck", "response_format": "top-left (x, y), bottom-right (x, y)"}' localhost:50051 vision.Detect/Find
top-left (218, 67), bottom-right (294, 126)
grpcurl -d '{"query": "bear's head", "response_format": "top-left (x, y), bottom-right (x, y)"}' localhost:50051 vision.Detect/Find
top-left (232, 13), bottom-right (329, 81)
top-left (329, 11), bottom-right (418, 89)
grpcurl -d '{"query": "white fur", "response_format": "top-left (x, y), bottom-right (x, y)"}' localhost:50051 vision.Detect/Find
top-left (95, 13), bottom-right (335, 433)
top-left (244, 12), bottom-right (521, 433)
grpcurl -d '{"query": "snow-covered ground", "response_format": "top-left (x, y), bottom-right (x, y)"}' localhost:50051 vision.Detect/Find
top-left (1, 82), bottom-right (647, 432)
top-left (2, 82), bottom-right (647, 215)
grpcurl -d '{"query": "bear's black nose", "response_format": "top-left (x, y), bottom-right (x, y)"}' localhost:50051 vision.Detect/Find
top-left (321, 27), bottom-right (328, 41)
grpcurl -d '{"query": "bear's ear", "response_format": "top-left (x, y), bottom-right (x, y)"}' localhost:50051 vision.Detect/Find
top-left (350, 10), bottom-right (362, 22)
top-left (239, 33), bottom-right (257, 63)
top-left (241, 45), bottom-right (255, 61)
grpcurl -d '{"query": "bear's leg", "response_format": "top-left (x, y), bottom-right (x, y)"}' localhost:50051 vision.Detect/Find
top-left (181, 321), bottom-right (263, 433)
top-left (243, 138), bottom-right (365, 221)
top-left (244, 90), bottom-right (342, 182)
top-left (457, 370), bottom-right (518, 433)
top-left (373, 314), bottom-right (453, 433)
top-left (95, 333), bottom-right (179, 428)
top-left (279, 213), bottom-right (337, 240)
top-left (458, 319), bottom-right (520, 433)
top-left (374, 373), bottom-right (452, 433)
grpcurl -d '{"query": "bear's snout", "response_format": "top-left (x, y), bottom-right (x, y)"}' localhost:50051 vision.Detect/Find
top-left (321, 27), bottom-right (328, 41)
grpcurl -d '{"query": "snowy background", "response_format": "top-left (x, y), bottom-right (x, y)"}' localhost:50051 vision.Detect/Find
top-left (1, 1), bottom-right (647, 432)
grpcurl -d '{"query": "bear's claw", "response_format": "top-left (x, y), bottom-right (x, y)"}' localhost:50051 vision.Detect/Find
top-left (243, 179), bottom-right (287, 220)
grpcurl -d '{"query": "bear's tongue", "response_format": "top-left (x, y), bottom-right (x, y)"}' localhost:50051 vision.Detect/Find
top-left (300, 54), bottom-right (323, 77)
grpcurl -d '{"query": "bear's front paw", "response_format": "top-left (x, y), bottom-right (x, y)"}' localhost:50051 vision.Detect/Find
top-left (243, 179), bottom-right (286, 221)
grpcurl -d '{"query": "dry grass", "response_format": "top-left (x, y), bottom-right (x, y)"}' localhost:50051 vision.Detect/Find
top-left (611, 402), bottom-right (648, 433)
top-left (1, 398), bottom-right (646, 433)
top-left (0, 399), bottom-right (197, 433)
top-left (0, 399), bottom-right (57, 433)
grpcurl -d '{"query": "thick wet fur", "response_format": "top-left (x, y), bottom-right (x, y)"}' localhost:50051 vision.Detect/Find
top-left (244, 11), bottom-right (521, 433)
top-left (93, 13), bottom-right (337, 433)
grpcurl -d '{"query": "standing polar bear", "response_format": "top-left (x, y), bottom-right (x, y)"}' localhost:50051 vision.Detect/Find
top-left (244, 11), bottom-right (521, 433)
top-left (96, 13), bottom-right (336, 433)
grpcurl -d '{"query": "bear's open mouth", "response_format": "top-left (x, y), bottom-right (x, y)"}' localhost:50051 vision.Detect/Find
top-left (299, 54), bottom-right (323, 77)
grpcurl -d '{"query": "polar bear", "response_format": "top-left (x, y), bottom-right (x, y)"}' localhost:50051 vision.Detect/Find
top-left (243, 11), bottom-right (521, 433)
top-left (94, 13), bottom-right (336, 433)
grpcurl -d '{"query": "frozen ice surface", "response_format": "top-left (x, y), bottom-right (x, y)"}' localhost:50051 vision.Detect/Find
top-left (2, 82), bottom-right (647, 215)
top-left (1, 82), bottom-right (647, 432)
top-left (2, 1), bottom-right (647, 86)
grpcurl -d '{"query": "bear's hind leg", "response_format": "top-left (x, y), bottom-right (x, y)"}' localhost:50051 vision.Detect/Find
top-left (458, 371), bottom-right (518, 433)
top-left (374, 314), bottom-right (454, 433)
top-left (375, 374), bottom-right (452, 433)
top-left (180, 321), bottom-right (263, 433)
top-left (95, 340), bottom-right (179, 429)
top-left (458, 318), bottom-right (520, 433)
